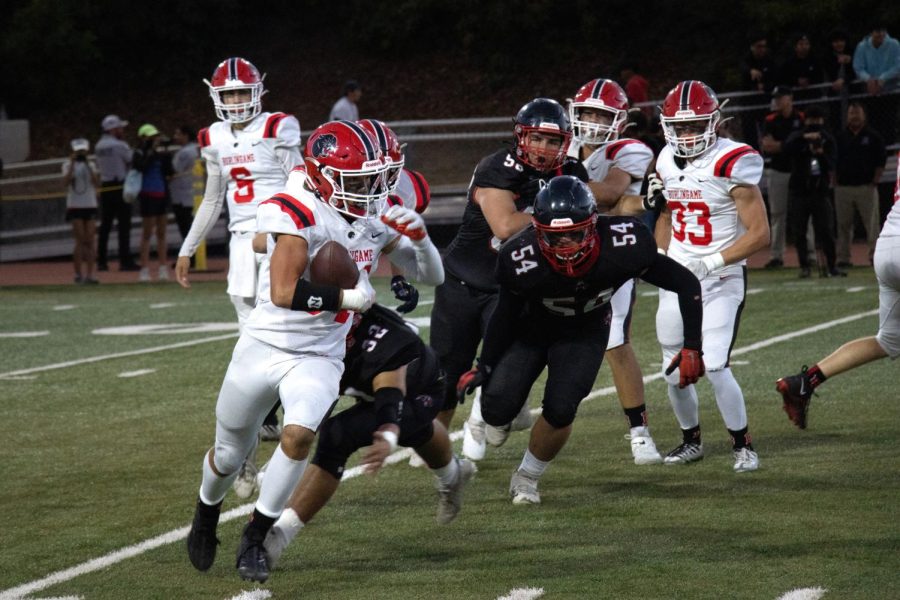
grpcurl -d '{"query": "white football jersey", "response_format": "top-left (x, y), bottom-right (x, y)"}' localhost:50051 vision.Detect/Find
top-left (393, 168), bottom-right (431, 213)
top-left (656, 138), bottom-right (763, 267)
top-left (882, 150), bottom-right (900, 238)
top-left (199, 111), bottom-right (302, 232)
top-left (582, 138), bottom-right (654, 195)
top-left (243, 182), bottom-right (399, 357)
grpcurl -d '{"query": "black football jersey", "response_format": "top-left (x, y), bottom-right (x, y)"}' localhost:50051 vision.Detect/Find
top-left (341, 304), bottom-right (440, 399)
top-left (443, 149), bottom-right (588, 292)
top-left (496, 216), bottom-right (657, 319)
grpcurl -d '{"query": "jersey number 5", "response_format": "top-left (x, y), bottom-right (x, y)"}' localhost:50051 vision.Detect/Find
top-left (669, 201), bottom-right (713, 246)
top-left (230, 166), bottom-right (255, 204)
top-left (511, 244), bottom-right (539, 275)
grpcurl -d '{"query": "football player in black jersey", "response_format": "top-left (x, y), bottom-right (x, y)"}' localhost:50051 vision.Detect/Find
top-left (457, 176), bottom-right (704, 505)
top-left (430, 98), bottom-right (589, 457)
top-left (262, 304), bottom-right (476, 568)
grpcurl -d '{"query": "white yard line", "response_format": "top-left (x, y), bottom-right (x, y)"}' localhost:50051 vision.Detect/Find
top-left (0, 309), bottom-right (876, 599)
top-left (225, 590), bottom-right (272, 600)
top-left (0, 331), bottom-right (48, 338)
top-left (775, 587), bottom-right (827, 600)
top-left (0, 334), bottom-right (238, 380)
top-left (496, 588), bottom-right (545, 600)
top-left (117, 369), bottom-right (157, 378)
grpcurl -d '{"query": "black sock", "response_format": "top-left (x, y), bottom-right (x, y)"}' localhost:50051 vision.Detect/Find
top-left (807, 364), bottom-right (827, 389)
top-left (194, 498), bottom-right (222, 525)
top-left (729, 427), bottom-right (753, 450)
top-left (245, 509), bottom-right (276, 541)
top-left (682, 425), bottom-right (701, 444)
top-left (624, 404), bottom-right (648, 429)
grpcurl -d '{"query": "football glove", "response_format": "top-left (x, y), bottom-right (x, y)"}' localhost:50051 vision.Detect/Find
top-left (456, 362), bottom-right (492, 404)
top-left (665, 348), bottom-right (706, 388)
top-left (381, 205), bottom-right (427, 242)
top-left (390, 275), bottom-right (419, 313)
top-left (643, 174), bottom-right (667, 213)
top-left (685, 252), bottom-right (725, 280)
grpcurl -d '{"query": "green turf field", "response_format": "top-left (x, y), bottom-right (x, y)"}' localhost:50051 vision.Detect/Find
top-left (1, 270), bottom-right (897, 600)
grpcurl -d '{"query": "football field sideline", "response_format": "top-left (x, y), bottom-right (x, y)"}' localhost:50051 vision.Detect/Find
top-left (0, 309), bottom-right (877, 600)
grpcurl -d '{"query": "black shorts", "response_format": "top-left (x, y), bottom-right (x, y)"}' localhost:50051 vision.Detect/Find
top-left (66, 208), bottom-right (98, 221)
top-left (312, 378), bottom-right (444, 478)
top-left (138, 195), bottom-right (169, 217)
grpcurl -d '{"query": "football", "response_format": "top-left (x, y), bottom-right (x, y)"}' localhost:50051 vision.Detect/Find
top-left (309, 240), bottom-right (359, 288)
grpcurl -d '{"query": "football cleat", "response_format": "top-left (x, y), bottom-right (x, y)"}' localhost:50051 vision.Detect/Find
top-left (260, 422), bottom-right (282, 442)
top-left (435, 458), bottom-right (477, 524)
top-left (509, 469), bottom-right (541, 505)
top-left (663, 441), bottom-right (704, 465)
top-left (232, 459), bottom-right (259, 499)
top-left (186, 499), bottom-right (220, 572)
top-left (510, 403), bottom-right (535, 432)
top-left (776, 367), bottom-right (813, 429)
top-left (733, 447), bottom-right (760, 473)
top-left (236, 524), bottom-right (270, 583)
top-left (485, 422), bottom-right (512, 448)
top-left (408, 452), bottom-right (427, 468)
top-left (627, 426), bottom-right (663, 465)
top-left (263, 523), bottom-right (291, 571)
top-left (462, 420), bottom-right (487, 461)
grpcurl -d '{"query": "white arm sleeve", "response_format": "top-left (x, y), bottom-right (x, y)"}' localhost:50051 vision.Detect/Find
top-left (178, 159), bottom-right (226, 257)
top-left (386, 236), bottom-right (444, 286)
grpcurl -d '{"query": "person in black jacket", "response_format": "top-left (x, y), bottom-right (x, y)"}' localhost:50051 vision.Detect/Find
top-left (783, 106), bottom-right (843, 278)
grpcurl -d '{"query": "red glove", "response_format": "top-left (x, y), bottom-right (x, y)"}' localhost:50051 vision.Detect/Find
top-left (381, 205), bottom-right (427, 241)
top-left (456, 363), bottom-right (491, 404)
top-left (665, 348), bottom-right (705, 388)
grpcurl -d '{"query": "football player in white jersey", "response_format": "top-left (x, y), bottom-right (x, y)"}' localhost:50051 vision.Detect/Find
top-left (357, 118), bottom-right (432, 314)
top-left (652, 80), bottom-right (770, 473)
top-left (185, 120), bottom-right (444, 583)
top-left (174, 57), bottom-right (302, 326)
top-left (776, 150), bottom-right (900, 429)
top-left (567, 77), bottom-right (663, 465)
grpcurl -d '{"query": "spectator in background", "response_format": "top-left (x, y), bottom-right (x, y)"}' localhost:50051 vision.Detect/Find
top-left (133, 123), bottom-right (173, 282)
top-left (63, 138), bottom-right (100, 284)
top-left (778, 33), bottom-right (825, 101)
top-left (626, 108), bottom-right (665, 156)
top-left (761, 86), bottom-right (806, 269)
top-left (170, 125), bottom-right (199, 250)
top-left (853, 24), bottom-right (900, 144)
top-left (824, 28), bottom-right (856, 127)
top-left (783, 105), bottom-right (843, 278)
top-left (94, 114), bottom-right (139, 272)
top-left (834, 102), bottom-right (886, 267)
top-left (620, 62), bottom-right (650, 116)
top-left (328, 80), bottom-right (361, 121)
top-left (739, 33), bottom-right (776, 149)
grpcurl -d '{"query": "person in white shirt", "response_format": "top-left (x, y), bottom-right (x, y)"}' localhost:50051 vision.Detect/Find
top-left (328, 79), bottom-right (361, 121)
top-left (653, 80), bottom-right (770, 473)
top-left (185, 120), bottom-right (444, 584)
top-left (94, 114), bottom-right (137, 271)
top-left (63, 138), bottom-right (101, 284)
top-left (777, 150), bottom-right (900, 429)
top-left (169, 125), bottom-right (199, 246)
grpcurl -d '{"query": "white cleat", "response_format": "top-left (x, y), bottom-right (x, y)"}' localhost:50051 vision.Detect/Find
top-left (485, 422), bottom-right (512, 448)
top-left (232, 460), bottom-right (259, 499)
top-left (462, 391), bottom-right (487, 461)
top-left (509, 469), bottom-right (541, 505)
top-left (627, 426), bottom-right (663, 465)
top-left (263, 523), bottom-right (290, 570)
top-left (733, 447), bottom-right (759, 473)
top-left (664, 441), bottom-right (705, 465)
top-left (408, 452), bottom-right (427, 468)
top-left (435, 458), bottom-right (477, 524)
top-left (510, 403), bottom-right (534, 432)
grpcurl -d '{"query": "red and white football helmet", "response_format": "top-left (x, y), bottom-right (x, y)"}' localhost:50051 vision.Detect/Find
top-left (304, 120), bottom-right (389, 219)
top-left (204, 57), bottom-right (267, 124)
top-left (568, 79), bottom-right (629, 146)
top-left (660, 80), bottom-right (722, 158)
top-left (357, 119), bottom-right (405, 193)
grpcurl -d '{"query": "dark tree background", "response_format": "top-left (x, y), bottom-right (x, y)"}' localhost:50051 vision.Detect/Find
top-left (1, 0), bottom-right (897, 158)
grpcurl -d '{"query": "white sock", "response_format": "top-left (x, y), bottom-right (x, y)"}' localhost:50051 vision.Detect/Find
top-left (199, 449), bottom-right (238, 506)
top-left (273, 507), bottom-right (305, 544)
top-left (707, 368), bottom-right (748, 431)
top-left (467, 390), bottom-right (483, 424)
top-left (667, 384), bottom-right (700, 430)
top-left (255, 445), bottom-right (308, 518)
top-left (518, 449), bottom-right (549, 479)
top-left (432, 456), bottom-right (459, 487)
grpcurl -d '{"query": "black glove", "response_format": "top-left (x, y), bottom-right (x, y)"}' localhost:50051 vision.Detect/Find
top-left (456, 362), bottom-right (492, 404)
top-left (643, 174), bottom-right (667, 214)
top-left (390, 275), bottom-right (419, 313)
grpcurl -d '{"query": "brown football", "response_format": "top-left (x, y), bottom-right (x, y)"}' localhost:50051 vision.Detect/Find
top-left (309, 241), bottom-right (359, 288)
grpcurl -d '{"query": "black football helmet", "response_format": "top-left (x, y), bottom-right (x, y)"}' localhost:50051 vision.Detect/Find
top-left (514, 98), bottom-right (573, 171)
top-left (532, 175), bottom-right (599, 277)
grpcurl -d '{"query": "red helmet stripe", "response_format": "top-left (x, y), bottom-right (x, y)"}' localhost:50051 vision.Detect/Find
top-left (263, 193), bottom-right (315, 229)
top-left (714, 146), bottom-right (756, 178)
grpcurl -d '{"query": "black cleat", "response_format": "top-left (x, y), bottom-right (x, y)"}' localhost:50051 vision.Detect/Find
top-left (187, 499), bottom-right (220, 571)
top-left (776, 367), bottom-right (813, 429)
top-left (236, 524), bottom-right (270, 583)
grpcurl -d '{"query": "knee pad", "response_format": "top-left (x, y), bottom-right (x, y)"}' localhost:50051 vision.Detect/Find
top-left (311, 419), bottom-right (354, 479)
top-left (480, 391), bottom-right (521, 427)
top-left (541, 403), bottom-right (577, 429)
top-left (212, 440), bottom-right (248, 475)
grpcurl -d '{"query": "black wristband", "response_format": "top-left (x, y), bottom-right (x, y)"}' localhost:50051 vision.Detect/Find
top-left (373, 386), bottom-right (404, 427)
top-left (290, 278), bottom-right (341, 312)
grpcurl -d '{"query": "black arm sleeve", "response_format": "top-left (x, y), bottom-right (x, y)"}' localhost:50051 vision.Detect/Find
top-left (639, 254), bottom-right (704, 350)
top-left (478, 287), bottom-right (526, 369)
top-left (373, 386), bottom-right (404, 428)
